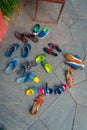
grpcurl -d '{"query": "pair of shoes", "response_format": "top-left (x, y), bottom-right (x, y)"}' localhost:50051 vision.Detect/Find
top-left (16, 71), bottom-right (40, 84)
top-left (5, 43), bottom-right (31, 58)
top-left (17, 61), bottom-right (37, 75)
top-left (35, 54), bottom-right (52, 73)
top-left (65, 53), bottom-right (85, 70)
top-left (25, 83), bottom-right (67, 96)
top-left (65, 69), bottom-right (74, 88)
top-left (14, 31), bottom-right (38, 43)
top-left (29, 95), bottom-right (44, 116)
top-left (43, 43), bottom-right (62, 56)
top-left (32, 24), bottom-right (49, 39)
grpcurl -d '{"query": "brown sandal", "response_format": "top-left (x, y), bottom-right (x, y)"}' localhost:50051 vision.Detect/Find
top-left (65, 69), bottom-right (74, 88)
top-left (29, 95), bottom-right (44, 116)
top-left (14, 32), bottom-right (28, 43)
top-left (25, 33), bottom-right (38, 43)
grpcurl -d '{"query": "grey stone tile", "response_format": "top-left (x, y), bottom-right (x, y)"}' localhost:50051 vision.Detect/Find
top-left (73, 104), bottom-right (87, 130)
top-left (27, 120), bottom-right (48, 130)
top-left (0, 104), bottom-right (37, 130)
top-left (40, 92), bottom-right (76, 130)
top-left (69, 80), bottom-right (87, 106)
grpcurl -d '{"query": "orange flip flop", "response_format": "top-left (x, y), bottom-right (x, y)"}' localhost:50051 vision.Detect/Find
top-left (65, 69), bottom-right (74, 88)
top-left (29, 95), bottom-right (44, 116)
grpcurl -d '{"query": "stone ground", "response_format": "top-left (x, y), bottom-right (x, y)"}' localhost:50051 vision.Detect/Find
top-left (0, 0), bottom-right (87, 130)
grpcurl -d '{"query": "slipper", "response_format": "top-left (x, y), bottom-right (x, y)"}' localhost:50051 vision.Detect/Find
top-left (65, 69), bottom-right (74, 88)
top-left (25, 33), bottom-right (38, 43)
top-left (43, 47), bottom-right (58, 56)
top-left (16, 71), bottom-right (36, 84)
top-left (35, 54), bottom-right (46, 63)
top-left (25, 87), bottom-right (39, 95)
top-left (14, 32), bottom-right (28, 43)
top-left (5, 43), bottom-right (19, 57)
top-left (21, 43), bottom-right (31, 58)
top-left (41, 60), bottom-right (52, 73)
top-left (65, 54), bottom-right (83, 64)
top-left (66, 61), bottom-right (85, 70)
top-left (54, 84), bottom-right (67, 95)
top-left (5, 58), bottom-right (19, 74)
top-left (32, 24), bottom-right (40, 35)
top-left (48, 43), bottom-right (62, 53)
top-left (33, 77), bottom-right (40, 83)
top-left (44, 82), bottom-right (53, 95)
top-left (37, 28), bottom-right (49, 39)
top-left (29, 95), bottom-right (44, 116)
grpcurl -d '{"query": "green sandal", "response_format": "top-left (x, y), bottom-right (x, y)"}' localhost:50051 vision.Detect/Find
top-left (41, 60), bottom-right (52, 73)
top-left (35, 54), bottom-right (46, 63)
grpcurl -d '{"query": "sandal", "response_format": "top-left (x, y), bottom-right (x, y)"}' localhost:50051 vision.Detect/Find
top-left (43, 47), bottom-right (58, 56)
top-left (14, 32), bottom-right (28, 43)
top-left (35, 54), bottom-right (46, 63)
top-left (48, 43), bottom-right (62, 53)
top-left (29, 95), bottom-right (44, 116)
top-left (54, 84), bottom-right (67, 95)
top-left (41, 60), bottom-right (52, 73)
top-left (21, 43), bottom-right (31, 58)
top-left (65, 69), bottom-right (74, 88)
top-left (25, 33), bottom-right (38, 43)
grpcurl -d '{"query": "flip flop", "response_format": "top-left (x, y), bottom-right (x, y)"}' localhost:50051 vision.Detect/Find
top-left (21, 43), bottom-right (31, 58)
top-left (38, 88), bottom-right (45, 95)
top-left (43, 47), bottom-right (58, 56)
top-left (16, 71), bottom-right (36, 84)
top-left (44, 82), bottom-right (53, 95)
top-left (35, 54), bottom-right (46, 63)
top-left (65, 53), bottom-right (83, 64)
top-left (41, 60), bottom-right (52, 73)
top-left (66, 61), bottom-right (85, 70)
top-left (32, 24), bottom-right (40, 35)
top-left (65, 69), bottom-right (74, 88)
top-left (25, 87), bottom-right (39, 95)
top-left (14, 32), bottom-right (28, 43)
top-left (48, 43), bottom-right (62, 53)
top-left (25, 33), bottom-right (38, 43)
top-left (5, 58), bottom-right (19, 74)
top-left (38, 27), bottom-right (49, 39)
top-left (29, 95), bottom-right (44, 116)
top-left (5, 43), bottom-right (19, 57)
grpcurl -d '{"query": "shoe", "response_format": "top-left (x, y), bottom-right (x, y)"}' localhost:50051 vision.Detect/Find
top-left (38, 27), bottom-right (49, 39)
top-left (41, 60), bottom-right (52, 73)
top-left (32, 24), bottom-right (40, 35)
top-left (65, 54), bottom-right (83, 64)
top-left (25, 87), bottom-right (39, 95)
top-left (66, 61), bottom-right (85, 70)
top-left (5, 58), bottom-right (19, 74)
top-left (5, 43), bottom-right (19, 57)
top-left (35, 54), bottom-right (46, 63)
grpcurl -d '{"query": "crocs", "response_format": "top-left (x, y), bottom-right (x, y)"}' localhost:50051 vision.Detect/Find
top-left (38, 27), bottom-right (49, 39)
top-left (33, 76), bottom-right (40, 83)
top-left (35, 54), bottom-right (46, 63)
top-left (41, 60), bottom-right (52, 73)
top-left (5, 43), bottom-right (19, 57)
top-left (5, 58), bottom-right (19, 74)
top-left (21, 43), bottom-right (31, 58)
top-left (25, 87), bottom-right (39, 95)
top-left (32, 24), bottom-right (40, 35)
